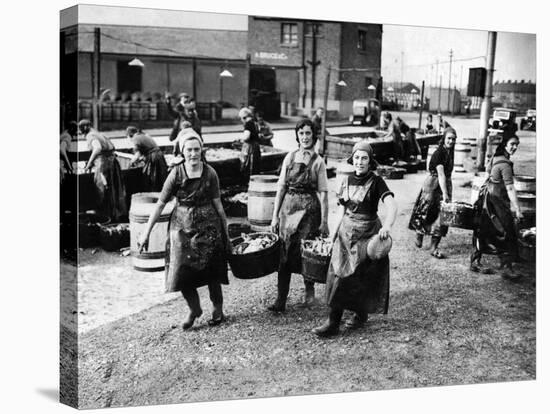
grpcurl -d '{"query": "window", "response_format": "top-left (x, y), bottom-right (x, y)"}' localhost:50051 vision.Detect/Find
top-left (305, 23), bottom-right (323, 37)
top-left (281, 23), bottom-right (298, 45)
top-left (358, 29), bottom-right (367, 51)
top-left (364, 77), bottom-right (373, 89)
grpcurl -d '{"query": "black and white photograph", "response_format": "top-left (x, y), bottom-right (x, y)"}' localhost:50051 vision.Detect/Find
top-left (3, 0), bottom-right (547, 413)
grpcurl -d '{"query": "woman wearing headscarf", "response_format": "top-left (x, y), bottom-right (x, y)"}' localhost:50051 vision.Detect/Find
top-left (79, 119), bottom-right (127, 221)
top-left (137, 135), bottom-right (231, 329)
top-left (383, 113), bottom-right (404, 162)
top-left (268, 119), bottom-right (329, 312)
top-left (408, 127), bottom-right (457, 258)
top-left (312, 141), bottom-right (397, 337)
top-left (238, 107), bottom-right (262, 182)
top-left (398, 117), bottom-right (421, 161)
top-left (126, 126), bottom-right (168, 192)
top-left (470, 135), bottom-right (523, 280)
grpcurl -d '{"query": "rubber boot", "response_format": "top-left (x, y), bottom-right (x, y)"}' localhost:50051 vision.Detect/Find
top-left (181, 289), bottom-right (203, 330)
top-left (268, 269), bottom-right (291, 312)
top-left (415, 233), bottom-right (424, 248)
top-left (501, 257), bottom-right (521, 281)
top-left (312, 307), bottom-right (343, 337)
top-left (303, 281), bottom-right (315, 307)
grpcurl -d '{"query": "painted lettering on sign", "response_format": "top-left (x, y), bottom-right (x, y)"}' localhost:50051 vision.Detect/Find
top-left (254, 52), bottom-right (288, 60)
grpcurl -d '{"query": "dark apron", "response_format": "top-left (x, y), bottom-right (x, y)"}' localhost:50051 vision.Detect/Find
top-left (278, 150), bottom-right (321, 273)
top-left (165, 165), bottom-right (228, 292)
top-left (93, 150), bottom-right (127, 221)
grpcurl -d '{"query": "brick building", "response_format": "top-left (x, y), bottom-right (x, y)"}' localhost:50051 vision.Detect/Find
top-left (60, 5), bottom-right (382, 126)
top-left (492, 80), bottom-right (536, 109)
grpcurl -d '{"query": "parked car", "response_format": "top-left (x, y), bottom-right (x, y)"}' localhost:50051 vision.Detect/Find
top-left (349, 98), bottom-right (381, 126)
top-left (488, 107), bottom-right (518, 138)
top-left (520, 109), bottom-right (536, 131)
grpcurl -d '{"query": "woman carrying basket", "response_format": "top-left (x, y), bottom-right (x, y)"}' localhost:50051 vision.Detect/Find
top-left (408, 127), bottom-right (457, 258)
top-left (268, 119), bottom-right (329, 312)
top-left (312, 141), bottom-right (397, 337)
top-left (470, 135), bottom-right (523, 280)
top-left (137, 135), bottom-right (232, 329)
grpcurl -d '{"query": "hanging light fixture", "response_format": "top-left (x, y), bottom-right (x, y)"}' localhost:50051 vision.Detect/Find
top-left (367, 84), bottom-right (376, 90)
top-left (128, 57), bottom-right (144, 67)
top-left (387, 86), bottom-right (394, 92)
top-left (336, 80), bottom-right (347, 87)
top-left (219, 69), bottom-right (233, 78)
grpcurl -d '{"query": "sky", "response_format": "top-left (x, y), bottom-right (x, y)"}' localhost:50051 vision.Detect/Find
top-left (381, 25), bottom-right (536, 89)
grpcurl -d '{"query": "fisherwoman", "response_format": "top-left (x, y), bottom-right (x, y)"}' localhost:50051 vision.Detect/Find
top-left (137, 135), bottom-right (231, 329)
top-left (312, 141), bottom-right (397, 337)
top-left (408, 127), bottom-right (457, 258)
top-left (79, 119), bottom-right (127, 221)
top-left (470, 135), bottom-right (523, 280)
top-left (268, 119), bottom-right (329, 312)
top-left (238, 107), bottom-right (261, 183)
top-left (126, 126), bottom-right (168, 192)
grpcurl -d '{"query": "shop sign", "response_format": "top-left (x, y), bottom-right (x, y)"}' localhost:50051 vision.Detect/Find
top-left (254, 52), bottom-right (288, 60)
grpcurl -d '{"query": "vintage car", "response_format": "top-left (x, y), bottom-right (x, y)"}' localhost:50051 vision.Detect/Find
top-left (349, 98), bottom-right (381, 126)
top-left (488, 107), bottom-right (518, 137)
top-left (520, 109), bottom-right (536, 131)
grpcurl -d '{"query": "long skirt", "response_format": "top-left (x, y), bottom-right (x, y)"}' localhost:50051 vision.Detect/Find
top-left (408, 174), bottom-right (452, 238)
top-left (472, 181), bottom-right (518, 261)
top-left (239, 141), bottom-right (261, 180)
top-left (94, 152), bottom-right (127, 221)
top-left (165, 203), bottom-right (228, 293)
top-left (143, 148), bottom-right (168, 192)
top-left (326, 213), bottom-right (389, 316)
top-left (278, 192), bottom-right (321, 273)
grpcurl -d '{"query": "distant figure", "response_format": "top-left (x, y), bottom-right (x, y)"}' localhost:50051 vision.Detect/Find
top-left (238, 107), bottom-right (261, 182)
top-left (437, 112), bottom-right (451, 133)
top-left (397, 118), bottom-right (421, 160)
top-left (256, 111), bottom-right (274, 146)
top-left (382, 111), bottom-right (392, 130)
top-left (425, 114), bottom-right (434, 132)
top-left (165, 92), bottom-right (201, 148)
top-left (60, 121), bottom-right (77, 179)
top-left (79, 119), bottom-right (127, 221)
top-left (126, 126), bottom-right (168, 192)
top-left (383, 112), bottom-right (404, 162)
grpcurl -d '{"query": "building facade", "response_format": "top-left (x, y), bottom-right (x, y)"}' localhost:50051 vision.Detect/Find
top-left (492, 80), bottom-right (536, 109)
top-left (60, 5), bottom-right (382, 126)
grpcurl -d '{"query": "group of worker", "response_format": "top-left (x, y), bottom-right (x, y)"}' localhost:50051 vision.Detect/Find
top-left (61, 96), bottom-right (526, 336)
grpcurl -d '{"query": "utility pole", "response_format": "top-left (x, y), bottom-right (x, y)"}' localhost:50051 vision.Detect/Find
top-left (92, 27), bottom-right (101, 129)
top-left (435, 59), bottom-right (439, 90)
top-left (438, 74), bottom-right (442, 112)
top-left (400, 51), bottom-right (404, 90)
top-left (477, 32), bottom-right (497, 171)
top-left (418, 80), bottom-right (425, 130)
top-left (447, 49), bottom-right (453, 115)
top-left (306, 23), bottom-right (321, 111)
top-left (320, 64), bottom-right (331, 159)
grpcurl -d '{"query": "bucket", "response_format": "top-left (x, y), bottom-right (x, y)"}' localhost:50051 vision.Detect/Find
top-left (514, 175), bottom-right (536, 193)
top-left (301, 247), bottom-right (330, 284)
top-left (470, 174), bottom-right (486, 204)
top-left (426, 145), bottom-right (438, 170)
top-left (248, 175), bottom-right (279, 231)
top-left (129, 192), bottom-right (175, 272)
top-left (517, 192), bottom-right (536, 215)
top-left (336, 162), bottom-right (355, 188)
top-left (453, 143), bottom-right (471, 173)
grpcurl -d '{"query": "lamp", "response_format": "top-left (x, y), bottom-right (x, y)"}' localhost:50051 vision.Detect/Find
top-left (128, 57), bottom-right (144, 67)
top-left (220, 69), bottom-right (233, 78)
top-left (387, 86), bottom-right (394, 92)
top-left (411, 89), bottom-right (418, 94)
top-left (367, 84), bottom-right (376, 90)
top-left (336, 80), bottom-right (347, 87)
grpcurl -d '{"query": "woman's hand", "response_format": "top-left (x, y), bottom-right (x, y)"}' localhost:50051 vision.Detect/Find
top-left (378, 226), bottom-right (391, 240)
top-left (270, 216), bottom-right (279, 234)
top-left (137, 233), bottom-right (150, 254)
top-left (443, 194), bottom-right (451, 203)
top-left (319, 222), bottom-right (329, 238)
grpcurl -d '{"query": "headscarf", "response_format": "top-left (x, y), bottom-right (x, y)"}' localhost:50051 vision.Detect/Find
top-left (494, 134), bottom-right (520, 158)
top-left (176, 126), bottom-right (203, 156)
top-left (347, 140), bottom-right (378, 171)
top-left (238, 107), bottom-right (253, 120)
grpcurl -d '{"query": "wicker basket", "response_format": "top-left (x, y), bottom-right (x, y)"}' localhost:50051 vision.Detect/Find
top-left (229, 232), bottom-right (280, 279)
top-left (300, 246), bottom-right (330, 284)
top-left (99, 223), bottom-right (130, 252)
top-left (440, 202), bottom-right (474, 230)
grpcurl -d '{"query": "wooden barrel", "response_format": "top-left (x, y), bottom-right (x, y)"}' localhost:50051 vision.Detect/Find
top-left (517, 192), bottom-right (536, 215)
top-left (453, 143), bottom-right (471, 173)
top-left (426, 145), bottom-right (438, 170)
top-left (130, 102), bottom-right (141, 121)
top-left (247, 175), bottom-right (279, 231)
top-left (440, 201), bottom-right (474, 230)
top-left (139, 102), bottom-right (150, 120)
top-left (149, 102), bottom-right (158, 120)
top-left (514, 175), bottom-right (536, 193)
top-left (336, 162), bottom-right (355, 188)
top-left (470, 174), bottom-right (486, 204)
top-left (79, 101), bottom-right (92, 120)
top-left (461, 138), bottom-right (478, 161)
top-left (121, 102), bottom-right (130, 121)
top-left (112, 102), bottom-right (122, 121)
top-left (101, 102), bottom-right (113, 121)
top-left (129, 192), bottom-right (175, 272)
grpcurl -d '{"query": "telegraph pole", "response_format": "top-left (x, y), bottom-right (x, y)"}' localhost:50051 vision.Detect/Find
top-left (400, 51), bottom-right (404, 90)
top-left (320, 64), bottom-right (331, 159)
top-left (92, 27), bottom-right (101, 129)
top-left (447, 49), bottom-right (453, 115)
top-left (477, 32), bottom-right (497, 171)
top-left (438, 74), bottom-right (442, 112)
top-left (307, 23), bottom-right (321, 111)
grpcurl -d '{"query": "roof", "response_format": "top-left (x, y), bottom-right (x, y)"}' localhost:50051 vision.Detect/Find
top-left (493, 80), bottom-right (536, 94)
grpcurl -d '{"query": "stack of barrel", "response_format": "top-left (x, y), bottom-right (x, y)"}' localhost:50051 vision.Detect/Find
top-left (514, 175), bottom-right (536, 228)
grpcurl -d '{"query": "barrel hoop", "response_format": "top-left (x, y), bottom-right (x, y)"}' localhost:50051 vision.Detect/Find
top-left (132, 251), bottom-right (167, 260)
top-left (248, 191), bottom-right (277, 197)
top-left (129, 213), bottom-right (171, 223)
top-left (249, 218), bottom-right (272, 226)
top-left (250, 177), bottom-right (279, 183)
top-left (133, 265), bottom-right (165, 272)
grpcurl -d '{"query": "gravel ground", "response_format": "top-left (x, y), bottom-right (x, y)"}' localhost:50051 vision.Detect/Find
top-left (61, 121), bottom-right (537, 409)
